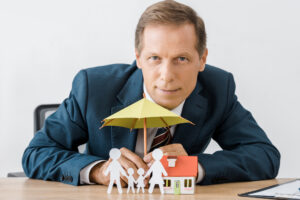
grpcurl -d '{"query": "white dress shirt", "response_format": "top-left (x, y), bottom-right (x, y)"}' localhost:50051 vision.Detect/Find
top-left (80, 84), bottom-right (205, 184)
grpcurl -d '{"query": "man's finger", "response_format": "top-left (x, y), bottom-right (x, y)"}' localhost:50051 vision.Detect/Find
top-left (144, 176), bottom-right (150, 188)
top-left (162, 151), bottom-right (180, 156)
top-left (148, 160), bottom-right (154, 167)
top-left (120, 147), bottom-right (149, 170)
top-left (159, 144), bottom-right (188, 156)
top-left (120, 147), bottom-right (149, 180)
top-left (118, 155), bottom-right (138, 171)
top-left (143, 152), bottom-right (152, 163)
top-left (99, 161), bottom-right (111, 185)
top-left (120, 177), bottom-right (127, 188)
top-left (118, 155), bottom-right (139, 180)
top-left (144, 144), bottom-right (187, 163)
top-left (120, 174), bottom-right (128, 184)
top-left (90, 159), bottom-right (112, 185)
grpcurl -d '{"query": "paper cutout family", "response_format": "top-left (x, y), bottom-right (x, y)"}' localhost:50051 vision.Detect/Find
top-left (101, 97), bottom-right (197, 195)
top-left (105, 148), bottom-right (166, 194)
top-left (105, 148), bottom-right (198, 194)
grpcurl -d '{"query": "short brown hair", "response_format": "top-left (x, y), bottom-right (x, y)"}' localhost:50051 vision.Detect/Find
top-left (135, 0), bottom-right (207, 57)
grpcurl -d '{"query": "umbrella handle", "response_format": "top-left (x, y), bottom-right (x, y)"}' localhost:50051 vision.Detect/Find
top-left (144, 118), bottom-right (147, 156)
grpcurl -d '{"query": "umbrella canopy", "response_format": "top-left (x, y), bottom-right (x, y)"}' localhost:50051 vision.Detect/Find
top-left (101, 98), bottom-right (193, 129)
top-left (101, 97), bottom-right (194, 156)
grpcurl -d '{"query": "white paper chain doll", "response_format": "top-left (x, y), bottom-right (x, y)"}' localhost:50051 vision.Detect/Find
top-left (127, 168), bottom-right (137, 193)
top-left (136, 168), bottom-right (146, 193)
top-left (145, 149), bottom-right (168, 194)
top-left (104, 148), bottom-right (128, 194)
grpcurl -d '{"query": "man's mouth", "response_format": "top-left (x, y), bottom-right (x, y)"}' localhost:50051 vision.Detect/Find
top-left (158, 88), bottom-right (180, 93)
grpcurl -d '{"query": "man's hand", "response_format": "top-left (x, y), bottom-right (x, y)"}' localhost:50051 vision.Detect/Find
top-left (90, 147), bottom-right (149, 187)
top-left (89, 160), bottom-right (111, 185)
top-left (143, 143), bottom-right (188, 166)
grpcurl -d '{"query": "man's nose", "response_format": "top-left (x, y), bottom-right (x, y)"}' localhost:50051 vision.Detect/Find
top-left (160, 61), bottom-right (174, 83)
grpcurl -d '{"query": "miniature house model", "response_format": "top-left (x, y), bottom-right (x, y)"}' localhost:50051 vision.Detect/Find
top-left (161, 155), bottom-right (198, 194)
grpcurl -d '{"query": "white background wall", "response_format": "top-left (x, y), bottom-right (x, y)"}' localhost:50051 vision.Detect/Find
top-left (0, 0), bottom-right (299, 178)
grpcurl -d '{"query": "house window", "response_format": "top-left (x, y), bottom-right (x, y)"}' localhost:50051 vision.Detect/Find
top-left (184, 179), bottom-right (192, 187)
top-left (164, 179), bottom-right (171, 187)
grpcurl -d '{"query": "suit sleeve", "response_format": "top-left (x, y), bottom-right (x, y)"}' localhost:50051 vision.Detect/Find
top-left (22, 70), bottom-right (102, 186)
top-left (197, 73), bottom-right (280, 185)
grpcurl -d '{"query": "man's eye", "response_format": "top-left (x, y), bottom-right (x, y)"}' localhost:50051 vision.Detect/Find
top-left (178, 57), bottom-right (187, 62)
top-left (149, 56), bottom-right (159, 61)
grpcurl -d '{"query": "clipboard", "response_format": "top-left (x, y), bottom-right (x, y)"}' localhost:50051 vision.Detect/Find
top-left (239, 179), bottom-right (300, 199)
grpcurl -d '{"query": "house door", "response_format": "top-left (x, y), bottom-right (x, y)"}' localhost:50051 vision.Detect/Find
top-left (174, 180), bottom-right (181, 194)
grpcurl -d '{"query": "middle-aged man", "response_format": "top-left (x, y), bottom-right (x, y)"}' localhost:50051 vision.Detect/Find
top-left (22, 0), bottom-right (280, 186)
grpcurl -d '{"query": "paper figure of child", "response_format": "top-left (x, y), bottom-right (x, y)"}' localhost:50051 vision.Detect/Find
top-left (136, 168), bottom-right (146, 193)
top-left (104, 148), bottom-right (128, 194)
top-left (127, 168), bottom-right (137, 193)
top-left (145, 148), bottom-right (168, 194)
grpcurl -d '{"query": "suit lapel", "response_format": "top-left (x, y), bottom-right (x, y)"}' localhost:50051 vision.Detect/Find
top-left (172, 80), bottom-right (208, 154)
top-left (110, 63), bottom-right (143, 152)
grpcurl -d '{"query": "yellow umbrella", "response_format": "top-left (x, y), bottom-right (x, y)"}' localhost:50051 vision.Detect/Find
top-left (101, 96), bottom-right (194, 156)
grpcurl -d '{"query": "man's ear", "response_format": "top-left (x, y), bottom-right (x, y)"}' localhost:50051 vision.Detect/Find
top-left (199, 48), bottom-right (208, 72)
top-left (135, 49), bottom-right (142, 69)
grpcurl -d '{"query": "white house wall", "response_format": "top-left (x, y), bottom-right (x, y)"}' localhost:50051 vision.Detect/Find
top-left (163, 177), bottom-right (195, 194)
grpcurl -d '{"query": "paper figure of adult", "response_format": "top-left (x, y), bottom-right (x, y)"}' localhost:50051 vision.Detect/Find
top-left (145, 149), bottom-right (168, 194)
top-left (104, 148), bottom-right (128, 194)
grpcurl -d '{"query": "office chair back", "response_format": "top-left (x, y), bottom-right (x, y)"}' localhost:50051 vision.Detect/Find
top-left (34, 104), bottom-right (60, 134)
top-left (8, 103), bottom-right (87, 177)
top-left (7, 104), bottom-right (60, 177)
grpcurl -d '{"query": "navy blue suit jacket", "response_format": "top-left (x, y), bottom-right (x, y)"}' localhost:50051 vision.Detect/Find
top-left (22, 62), bottom-right (280, 186)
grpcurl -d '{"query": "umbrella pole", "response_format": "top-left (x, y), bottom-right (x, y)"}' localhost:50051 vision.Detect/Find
top-left (144, 118), bottom-right (147, 156)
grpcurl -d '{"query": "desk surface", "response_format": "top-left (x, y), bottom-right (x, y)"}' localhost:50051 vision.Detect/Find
top-left (0, 178), bottom-right (294, 200)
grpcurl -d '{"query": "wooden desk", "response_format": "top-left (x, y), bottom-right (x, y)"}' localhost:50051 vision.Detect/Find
top-left (0, 178), bottom-right (294, 200)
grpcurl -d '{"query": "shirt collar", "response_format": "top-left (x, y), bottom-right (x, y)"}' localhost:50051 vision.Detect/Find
top-left (143, 84), bottom-right (185, 116)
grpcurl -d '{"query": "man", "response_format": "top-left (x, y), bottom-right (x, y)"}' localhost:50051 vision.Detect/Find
top-left (22, 0), bottom-right (280, 186)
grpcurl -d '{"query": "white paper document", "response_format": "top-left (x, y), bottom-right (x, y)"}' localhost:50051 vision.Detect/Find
top-left (247, 180), bottom-right (300, 199)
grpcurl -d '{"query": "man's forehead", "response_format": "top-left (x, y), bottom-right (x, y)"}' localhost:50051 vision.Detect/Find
top-left (141, 23), bottom-right (198, 54)
top-left (142, 23), bottom-right (196, 43)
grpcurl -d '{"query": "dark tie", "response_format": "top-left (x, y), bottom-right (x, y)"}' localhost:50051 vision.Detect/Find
top-left (150, 127), bottom-right (172, 152)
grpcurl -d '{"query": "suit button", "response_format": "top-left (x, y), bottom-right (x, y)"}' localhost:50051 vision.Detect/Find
top-left (65, 176), bottom-right (73, 182)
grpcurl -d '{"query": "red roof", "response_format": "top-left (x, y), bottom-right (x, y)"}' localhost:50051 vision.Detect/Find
top-left (161, 155), bottom-right (198, 177)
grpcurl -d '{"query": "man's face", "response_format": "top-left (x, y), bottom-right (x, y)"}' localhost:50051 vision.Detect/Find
top-left (136, 23), bottom-right (208, 110)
